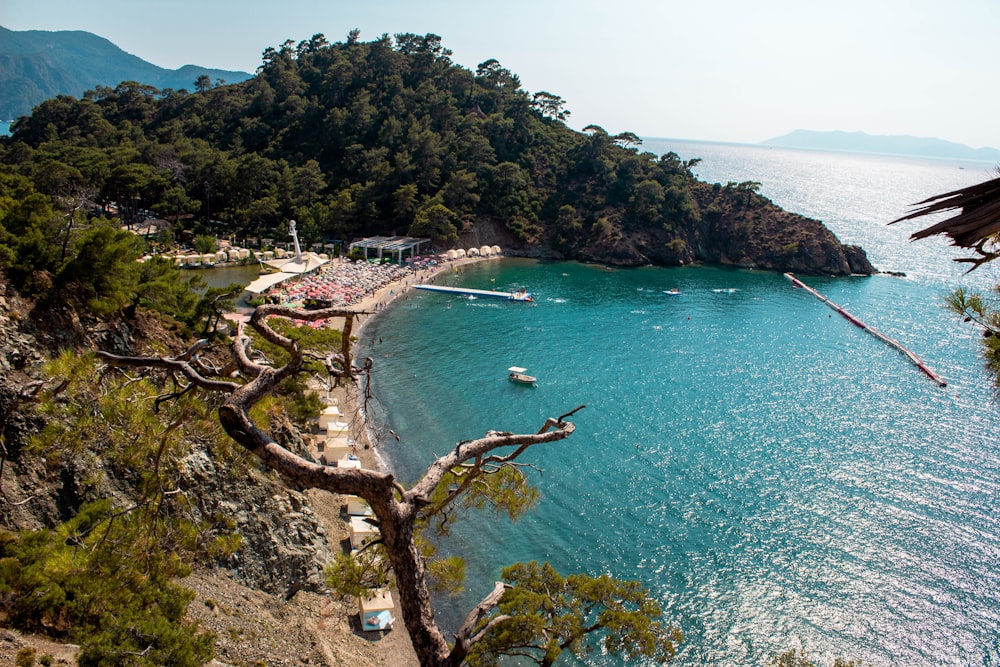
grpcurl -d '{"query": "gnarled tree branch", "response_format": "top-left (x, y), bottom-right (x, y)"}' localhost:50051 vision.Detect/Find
top-left (95, 303), bottom-right (580, 667)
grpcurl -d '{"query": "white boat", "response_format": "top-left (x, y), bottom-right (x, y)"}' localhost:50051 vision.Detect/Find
top-left (508, 366), bottom-right (537, 385)
top-left (663, 288), bottom-right (681, 295)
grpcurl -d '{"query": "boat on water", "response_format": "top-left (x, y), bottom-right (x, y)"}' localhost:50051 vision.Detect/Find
top-left (508, 366), bottom-right (537, 385)
top-left (663, 288), bottom-right (681, 295)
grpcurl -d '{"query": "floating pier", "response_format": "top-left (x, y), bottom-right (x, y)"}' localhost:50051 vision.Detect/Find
top-left (414, 284), bottom-right (533, 302)
top-left (784, 273), bottom-right (946, 387)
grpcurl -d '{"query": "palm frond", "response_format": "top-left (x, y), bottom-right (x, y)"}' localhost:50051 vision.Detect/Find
top-left (892, 174), bottom-right (1000, 270)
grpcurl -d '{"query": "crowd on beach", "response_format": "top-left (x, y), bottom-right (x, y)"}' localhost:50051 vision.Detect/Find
top-left (261, 255), bottom-right (445, 308)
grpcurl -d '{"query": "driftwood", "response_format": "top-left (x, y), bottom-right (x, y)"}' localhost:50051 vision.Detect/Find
top-left (97, 303), bottom-right (580, 667)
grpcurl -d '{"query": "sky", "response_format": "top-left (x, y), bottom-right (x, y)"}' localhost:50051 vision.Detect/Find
top-left (5, 0), bottom-right (1000, 149)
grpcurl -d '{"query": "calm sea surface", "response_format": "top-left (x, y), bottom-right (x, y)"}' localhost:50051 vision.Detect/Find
top-left (362, 141), bottom-right (1000, 666)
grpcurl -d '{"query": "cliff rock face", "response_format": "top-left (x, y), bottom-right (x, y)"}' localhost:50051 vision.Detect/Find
top-left (0, 280), bottom-right (333, 597)
top-left (177, 450), bottom-right (333, 595)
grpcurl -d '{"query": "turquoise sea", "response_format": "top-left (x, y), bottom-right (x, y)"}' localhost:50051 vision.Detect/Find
top-left (361, 141), bottom-right (1000, 666)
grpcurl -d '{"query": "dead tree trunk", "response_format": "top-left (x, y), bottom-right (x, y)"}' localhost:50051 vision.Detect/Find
top-left (97, 303), bottom-right (579, 667)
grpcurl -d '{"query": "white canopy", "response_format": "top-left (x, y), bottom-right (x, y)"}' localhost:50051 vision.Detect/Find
top-left (245, 272), bottom-right (296, 294)
top-left (263, 251), bottom-right (329, 274)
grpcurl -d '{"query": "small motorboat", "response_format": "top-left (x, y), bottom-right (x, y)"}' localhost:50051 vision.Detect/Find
top-left (508, 366), bottom-right (537, 385)
top-left (663, 288), bottom-right (681, 295)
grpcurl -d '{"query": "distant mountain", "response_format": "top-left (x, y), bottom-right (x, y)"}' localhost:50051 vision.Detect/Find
top-left (762, 129), bottom-right (1000, 162)
top-left (0, 26), bottom-right (253, 120)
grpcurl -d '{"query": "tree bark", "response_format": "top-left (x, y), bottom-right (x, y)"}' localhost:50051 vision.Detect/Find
top-left (97, 304), bottom-right (580, 667)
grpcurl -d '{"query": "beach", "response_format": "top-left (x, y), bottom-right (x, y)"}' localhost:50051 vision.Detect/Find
top-left (298, 253), bottom-right (497, 666)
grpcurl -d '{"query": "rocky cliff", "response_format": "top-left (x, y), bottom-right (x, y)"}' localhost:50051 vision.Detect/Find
top-left (0, 277), bottom-right (333, 598)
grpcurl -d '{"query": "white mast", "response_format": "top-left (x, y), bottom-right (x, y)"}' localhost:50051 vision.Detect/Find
top-left (289, 219), bottom-right (302, 259)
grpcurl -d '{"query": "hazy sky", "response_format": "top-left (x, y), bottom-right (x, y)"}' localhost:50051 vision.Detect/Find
top-left (5, 0), bottom-right (1000, 149)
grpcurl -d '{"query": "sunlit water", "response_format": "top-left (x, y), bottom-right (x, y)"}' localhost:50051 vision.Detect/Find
top-left (361, 143), bottom-right (1000, 666)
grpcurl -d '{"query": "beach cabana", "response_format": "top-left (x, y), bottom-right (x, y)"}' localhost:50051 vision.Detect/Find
top-left (479, 245), bottom-right (492, 256)
top-left (359, 589), bottom-right (396, 632)
top-left (467, 247), bottom-right (479, 257)
top-left (445, 249), bottom-right (458, 260)
top-left (492, 245), bottom-right (502, 255)
top-left (345, 495), bottom-right (373, 516)
top-left (455, 248), bottom-right (466, 258)
top-left (317, 404), bottom-right (341, 428)
top-left (338, 456), bottom-right (362, 469)
top-left (316, 436), bottom-right (352, 465)
top-left (350, 515), bottom-right (379, 549)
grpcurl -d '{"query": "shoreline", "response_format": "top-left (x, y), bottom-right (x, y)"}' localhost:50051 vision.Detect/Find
top-left (312, 256), bottom-right (501, 667)
top-left (343, 254), bottom-right (498, 472)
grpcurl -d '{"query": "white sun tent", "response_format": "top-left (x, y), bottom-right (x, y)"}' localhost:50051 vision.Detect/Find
top-left (262, 251), bottom-right (328, 275)
top-left (359, 589), bottom-right (396, 631)
top-left (245, 271), bottom-right (297, 295)
top-left (350, 515), bottom-right (379, 549)
top-left (315, 436), bottom-right (352, 465)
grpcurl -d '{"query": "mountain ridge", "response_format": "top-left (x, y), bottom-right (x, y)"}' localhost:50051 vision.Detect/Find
top-left (762, 129), bottom-right (1000, 162)
top-left (0, 26), bottom-right (253, 119)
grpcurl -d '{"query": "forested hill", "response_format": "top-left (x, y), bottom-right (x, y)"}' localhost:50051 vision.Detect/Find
top-left (0, 26), bottom-right (252, 120)
top-left (1, 31), bottom-right (872, 276)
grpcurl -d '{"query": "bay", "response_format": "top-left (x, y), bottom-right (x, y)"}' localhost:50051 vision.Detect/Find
top-left (362, 143), bottom-right (1000, 666)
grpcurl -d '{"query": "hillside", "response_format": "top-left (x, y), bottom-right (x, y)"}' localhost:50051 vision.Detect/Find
top-left (2, 32), bottom-right (873, 277)
top-left (0, 26), bottom-right (252, 119)
top-left (762, 129), bottom-right (1000, 162)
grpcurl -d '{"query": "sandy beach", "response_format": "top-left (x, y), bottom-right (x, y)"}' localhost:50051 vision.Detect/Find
top-left (301, 253), bottom-right (497, 666)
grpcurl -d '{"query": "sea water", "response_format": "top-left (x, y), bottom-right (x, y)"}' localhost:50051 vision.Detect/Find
top-left (361, 142), bottom-right (1000, 666)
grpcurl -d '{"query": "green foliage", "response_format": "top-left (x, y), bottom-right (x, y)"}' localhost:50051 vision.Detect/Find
top-left (278, 374), bottom-right (325, 425)
top-left (6, 351), bottom-right (258, 664)
top-left (247, 316), bottom-right (343, 370)
top-left (324, 545), bottom-right (393, 598)
top-left (15, 647), bottom-right (36, 667)
top-left (56, 223), bottom-right (143, 315)
top-left (1, 32), bottom-right (729, 274)
top-left (31, 351), bottom-right (227, 475)
top-left (0, 171), bottom-right (68, 288)
top-left (424, 554), bottom-right (466, 597)
top-left (0, 500), bottom-right (215, 667)
top-left (409, 202), bottom-right (459, 243)
top-left (945, 286), bottom-right (1000, 385)
top-left (466, 561), bottom-right (681, 667)
top-left (134, 256), bottom-right (205, 325)
top-left (192, 234), bottom-right (218, 254)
